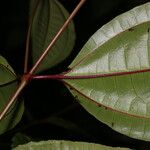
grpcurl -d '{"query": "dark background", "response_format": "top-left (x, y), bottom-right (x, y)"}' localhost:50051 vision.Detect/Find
top-left (0, 0), bottom-right (150, 149)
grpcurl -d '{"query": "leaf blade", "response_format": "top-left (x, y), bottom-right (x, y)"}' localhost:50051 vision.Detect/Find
top-left (69, 2), bottom-right (150, 70)
top-left (31, 0), bottom-right (75, 73)
top-left (0, 56), bottom-right (24, 134)
top-left (64, 2), bottom-right (150, 141)
top-left (13, 140), bottom-right (130, 150)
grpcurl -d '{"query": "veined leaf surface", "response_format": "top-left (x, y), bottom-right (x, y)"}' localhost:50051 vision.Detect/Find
top-left (31, 0), bottom-right (75, 73)
top-left (0, 55), bottom-right (15, 74)
top-left (63, 3), bottom-right (150, 141)
top-left (0, 55), bottom-right (24, 134)
top-left (13, 140), bottom-right (130, 150)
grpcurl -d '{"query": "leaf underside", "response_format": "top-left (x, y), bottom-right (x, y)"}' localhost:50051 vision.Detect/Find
top-left (13, 140), bottom-right (130, 150)
top-left (0, 56), bottom-right (24, 134)
top-left (64, 3), bottom-right (150, 141)
top-left (31, 0), bottom-right (75, 73)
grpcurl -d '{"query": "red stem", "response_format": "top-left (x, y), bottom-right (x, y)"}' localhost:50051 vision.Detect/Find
top-left (24, 0), bottom-right (40, 73)
top-left (31, 68), bottom-right (150, 80)
top-left (29, 0), bottom-right (87, 75)
top-left (0, 0), bottom-right (87, 121)
top-left (0, 80), bottom-right (27, 120)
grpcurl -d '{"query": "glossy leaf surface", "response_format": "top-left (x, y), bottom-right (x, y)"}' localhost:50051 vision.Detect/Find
top-left (13, 140), bottom-right (130, 150)
top-left (31, 0), bottom-right (75, 73)
top-left (0, 56), bottom-right (24, 134)
top-left (64, 3), bottom-right (150, 141)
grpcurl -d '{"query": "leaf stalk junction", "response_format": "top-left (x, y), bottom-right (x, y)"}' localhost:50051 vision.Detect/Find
top-left (0, 0), bottom-right (87, 121)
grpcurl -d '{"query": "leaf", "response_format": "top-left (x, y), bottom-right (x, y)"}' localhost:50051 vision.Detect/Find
top-left (0, 55), bottom-right (15, 74)
top-left (63, 3), bottom-right (150, 141)
top-left (31, 0), bottom-right (75, 73)
top-left (0, 55), bottom-right (24, 134)
top-left (12, 140), bottom-right (131, 150)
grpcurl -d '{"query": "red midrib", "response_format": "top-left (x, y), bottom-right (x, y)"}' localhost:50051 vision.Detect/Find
top-left (63, 80), bottom-right (150, 120)
top-left (63, 68), bottom-right (150, 79)
top-left (32, 68), bottom-right (150, 80)
top-left (32, 68), bottom-right (150, 119)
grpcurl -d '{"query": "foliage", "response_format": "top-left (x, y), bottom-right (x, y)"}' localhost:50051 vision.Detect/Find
top-left (13, 140), bottom-right (131, 150)
top-left (0, 0), bottom-right (150, 149)
top-left (31, 0), bottom-right (75, 73)
top-left (0, 56), bottom-right (24, 134)
top-left (64, 2), bottom-right (150, 141)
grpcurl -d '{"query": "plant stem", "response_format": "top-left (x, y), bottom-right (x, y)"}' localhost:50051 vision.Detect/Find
top-left (31, 68), bottom-right (150, 80)
top-left (24, 0), bottom-right (40, 73)
top-left (29, 0), bottom-right (87, 74)
top-left (0, 79), bottom-right (27, 120)
top-left (0, 0), bottom-right (87, 121)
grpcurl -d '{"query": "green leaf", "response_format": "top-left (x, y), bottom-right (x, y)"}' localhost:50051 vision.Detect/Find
top-left (31, 0), bottom-right (75, 73)
top-left (12, 140), bottom-right (130, 150)
top-left (63, 3), bottom-right (150, 141)
top-left (0, 55), bottom-right (15, 74)
top-left (0, 55), bottom-right (24, 134)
